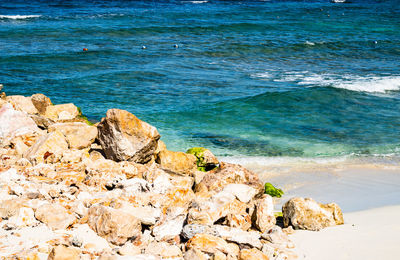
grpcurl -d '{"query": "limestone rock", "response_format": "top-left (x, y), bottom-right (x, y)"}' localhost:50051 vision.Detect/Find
top-left (152, 207), bottom-right (187, 241)
top-left (223, 213), bottom-right (252, 231)
top-left (188, 187), bottom-right (248, 225)
top-left (0, 103), bottom-right (40, 144)
top-left (34, 203), bottom-right (76, 230)
top-left (6, 95), bottom-right (38, 114)
top-left (195, 162), bottom-right (263, 196)
top-left (31, 93), bottom-right (52, 114)
top-left (186, 234), bottom-right (237, 257)
top-left (252, 195), bottom-right (276, 233)
top-left (30, 114), bottom-right (54, 129)
top-left (97, 109), bottom-right (160, 163)
top-left (118, 242), bottom-right (141, 256)
top-left (48, 245), bottom-right (79, 260)
top-left (145, 241), bottom-right (182, 258)
top-left (6, 207), bottom-right (38, 228)
top-left (156, 149), bottom-right (197, 175)
top-left (87, 204), bottom-right (142, 245)
top-left (282, 197), bottom-right (344, 231)
top-left (261, 226), bottom-right (294, 249)
top-left (183, 249), bottom-right (208, 260)
top-left (24, 130), bottom-right (68, 164)
top-left (0, 198), bottom-right (27, 219)
top-left (71, 224), bottom-right (111, 254)
top-left (239, 248), bottom-right (269, 260)
top-left (45, 103), bottom-right (79, 121)
top-left (48, 122), bottom-right (97, 149)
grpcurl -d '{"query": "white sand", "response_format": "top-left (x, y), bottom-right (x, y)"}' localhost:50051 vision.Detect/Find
top-left (290, 205), bottom-right (400, 260)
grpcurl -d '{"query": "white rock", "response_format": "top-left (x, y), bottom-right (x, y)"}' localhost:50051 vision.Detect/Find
top-left (71, 224), bottom-right (111, 254)
top-left (221, 183), bottom-right (257, 203)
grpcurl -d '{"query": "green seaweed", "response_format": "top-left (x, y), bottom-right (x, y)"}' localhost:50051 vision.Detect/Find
top-left (187, 147), bottom-right (217, 171)
top-left (264, 183), bottom-right (284, 198)
top-left (77, 106), bottom-right (94, 126)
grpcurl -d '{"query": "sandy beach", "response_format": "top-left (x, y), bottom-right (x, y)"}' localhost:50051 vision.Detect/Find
top-left (291, 205), bottom-right (400, 260)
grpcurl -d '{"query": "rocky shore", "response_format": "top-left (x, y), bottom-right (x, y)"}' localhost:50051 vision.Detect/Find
top-left (0, 89), bottom-right (344, 260)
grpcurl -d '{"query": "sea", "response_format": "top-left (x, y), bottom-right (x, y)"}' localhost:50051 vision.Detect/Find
top-left (1, 0), bottom-right (400, 163)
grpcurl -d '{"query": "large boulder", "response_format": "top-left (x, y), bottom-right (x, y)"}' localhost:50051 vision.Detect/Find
top-left (44, 103), bottom-right (80, 121)
top-left (282, 197), bottom-right (344, 231)
top-left (97, 109), bottom-right (160, 163)
top-left (195, 162), bottom-right (264, 196)
top-left (24, 130), bottom-right (68, 164)
top-left (156, 149), bottom-right (197, 175)
top-left (48, 122), bottom-right (97, 149)
top-left (0, 103), bottom-right (40, 144)
top-left (87, 204), bottom-right (142, 245)
top-left (6, 95), bottom-right (38, 114)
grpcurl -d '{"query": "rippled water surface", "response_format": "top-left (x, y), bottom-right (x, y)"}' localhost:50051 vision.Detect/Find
top-left (1, 0), bottom-right (400, 157)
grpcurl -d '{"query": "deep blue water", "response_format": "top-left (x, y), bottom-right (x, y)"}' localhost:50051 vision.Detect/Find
top-left (1, 0), bottom-right (400, 157)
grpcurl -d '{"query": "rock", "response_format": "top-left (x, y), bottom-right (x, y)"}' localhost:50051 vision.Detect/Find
top-left (6, 207), bottom-right (38, 228)
top-left (118, 242), bottom-right (141, 256)
top-left (116, 202), bottom-right (161, 225)
top-left (48, 122), bottom-right (97, 149)
top-left (183, 249), bottom-right (208, 260)
top-left (6, 95), bottom-right (38, 114)
top-left (187, 147), bottom-right (219, 171)
top-left (87, 204), bottom-right (142, 245)
top-left (195, 162), bottom-right (263, 196)
top-left (156, 150), bottom-right (197, 175)
top-left (30, 114), bottom-right (54, 129)
top-left (0, 103), bottom-right (40, 144)
top-left (48, 245), bottom-right (79, 260)
top-left (282, 197), bottom-right (344, 231)
top-left (44, 103), bottom-right (79, 121)
top-left (181, 224), bottom-right (219, 240)
top-left (252, 195), bottom-right (276, 233)
top-left (34, 203), bottom-right (76, 230)
top-left (0, 198), bottom-right (27, 219)
top-left (188, 187), bottom-right (248, 225)
top-left (223, 213), bottom-right (252, 231)
top-left (239, 248), bottom-right (269, 260)
top-left (221, 183), bottom-right (258, 203)
top-left (31, 93), bottom-right (52, 115)
top-left (152, 207), bottom-right (187, 241)
top-left (71, 224), bottom-right (111, 254)
top-left (145, 241), bottom-right (182, 258)
top-left (261, 226), bottom-right (294, 249)
top-left (97, 109), bottom-right (160, 163)
top-left (186, 234), bottom-right (238, 258)
top-left (24, 130), bottom-right (68, 164)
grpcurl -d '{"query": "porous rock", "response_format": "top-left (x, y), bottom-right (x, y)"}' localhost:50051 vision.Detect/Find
top-left (252, 194), bottom-right (276, 233)
top-left (97, 109), bottom-right (160, 163)
top-left (239, 248), bottom-right (269, 260)
top-left (282, 197), bottom-right (344, 231)
top-left (45, 103), bottom-right (79, 121)
top-left (87, 204), bottom-right (142, 245)
top-left (6, 95), bottom-right (38, 114)
top-left (34, 203), bottom-right (76, 230)
top-left (48, 122), bottom-right (97, 149)
top-left (48, 245), bottom-right (79, 260)
top-left (31, 93), bottom-right (52, 114)
top-left (156, 149), bottom-right (197, 175)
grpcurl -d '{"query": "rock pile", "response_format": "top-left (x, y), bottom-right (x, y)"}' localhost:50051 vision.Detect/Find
top-left (0, 92), bottom-right (343, 259)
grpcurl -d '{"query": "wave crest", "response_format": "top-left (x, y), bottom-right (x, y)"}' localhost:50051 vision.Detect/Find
top-left (0, 15), bottom-right (41, 19)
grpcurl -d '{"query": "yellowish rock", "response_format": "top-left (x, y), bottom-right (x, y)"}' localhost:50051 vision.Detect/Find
top-left (45, 103), bottom-right (79, 121)
top-left (48, 245), bottom-right (80, 260)
top-left (34, 203), bottom-right (76, 230)
top-left (31, 93), bottom-right (52, 114)
top-left (224, 213), bottom-right (252, 231)
top-left (239, 248), bottom-right (269, 260)
top-left (48, 122), bottom-right (97, 149)
top-left (87, 204), bottom-right (142, 245)
top-left (6, 95), bottom-right (38, 114)
top-left (156, 150), bottom-right (197, 175)
top-left (24, 130), bottom-right (68, 164)
top-left (282, 197), bottom-right (344, 231)
top-left (253, 195), bottom-right (276, 233)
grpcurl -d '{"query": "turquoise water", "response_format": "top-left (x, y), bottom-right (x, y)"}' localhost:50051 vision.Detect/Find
top-left (1, 0), bottom-right (400, 157)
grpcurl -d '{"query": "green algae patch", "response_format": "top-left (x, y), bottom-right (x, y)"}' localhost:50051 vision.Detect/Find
top-left (187, 147), bottom-right (218, 172)
top-left (77, 106), bottom-right (94, 126)
top-left (264, 183), bottom-right (284, 198)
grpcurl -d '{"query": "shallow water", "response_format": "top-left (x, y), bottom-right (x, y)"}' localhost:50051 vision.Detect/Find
top-left (1, 0), bottom-right (400, 158)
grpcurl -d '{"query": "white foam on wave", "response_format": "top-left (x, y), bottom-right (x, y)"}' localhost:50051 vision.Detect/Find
top-left (275, 72), bottom-right (400, 93)
top-left (184, 1), bottom-right (208, 3)
top-left (0, 15), bottom-right (41, 20)
top-left (251, 72), bottom-right (272, 79)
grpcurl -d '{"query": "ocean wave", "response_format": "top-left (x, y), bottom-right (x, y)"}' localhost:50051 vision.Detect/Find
top-left (275, 72), bottom-right (400, 93)
top-left (0, 15), bottom-right (41, 20)
top-left (184, 1), bottom-right (209, 3)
